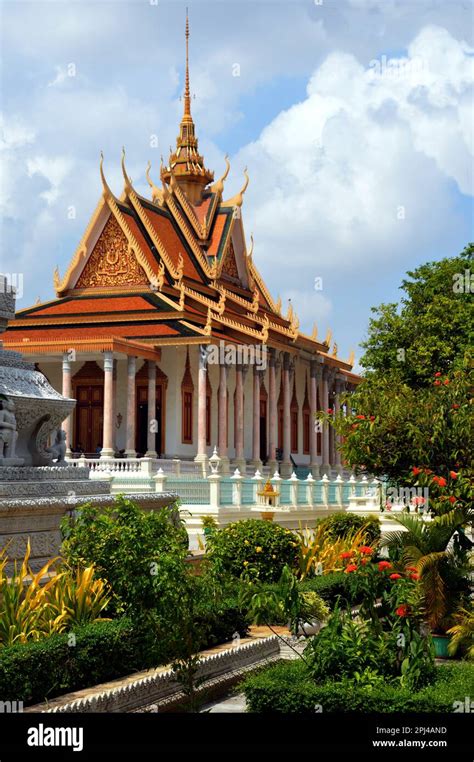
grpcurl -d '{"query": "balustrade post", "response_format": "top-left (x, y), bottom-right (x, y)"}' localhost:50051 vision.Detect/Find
top-left (321, 474), bottom-right (329, 508)
top-left (289, 471), bottom-right (299, 508)
top-left (306, 472), bottom-right (315, 508)
top-left (252, 469), bottom-right (263, 505)
top-left (140, 457), bottom-right (153, 476)
top-left (231, 468), bottom-right (243, 508)
top-left (271, 471), bottom-right (282, 508)
top-left (208, 472), bottom-right (221, 509)
top-left (153, 467), bottom-right (167, 493)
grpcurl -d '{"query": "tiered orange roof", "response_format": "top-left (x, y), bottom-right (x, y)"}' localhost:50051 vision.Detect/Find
top-left (3, 12), bottom-right (357, 381)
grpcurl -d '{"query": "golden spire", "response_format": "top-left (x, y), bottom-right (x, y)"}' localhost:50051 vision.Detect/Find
top-left (184, 8), bottom-right (191, 118)
top-left (161, 10), bottom-right (214, 203)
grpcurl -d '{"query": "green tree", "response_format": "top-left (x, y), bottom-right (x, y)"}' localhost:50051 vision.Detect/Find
top-left (360, 244), bottom-right (473, 387)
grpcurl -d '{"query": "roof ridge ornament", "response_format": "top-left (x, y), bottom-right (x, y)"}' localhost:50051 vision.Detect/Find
top-left (223, 168), bottom-right (249, 208)
top-left (210, 155), bottom-right (230, 196)
top-left (145, 161), bottom-right (165, 206)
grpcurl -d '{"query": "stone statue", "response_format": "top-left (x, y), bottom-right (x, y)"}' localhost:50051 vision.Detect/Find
top-left (0, 397), bottom-right (18, 461)
top-left (45, 429), bottom-right (67, 465)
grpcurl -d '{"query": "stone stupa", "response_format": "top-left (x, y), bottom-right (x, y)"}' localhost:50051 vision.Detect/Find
top-left (0, 276), bottom-right (175, 573)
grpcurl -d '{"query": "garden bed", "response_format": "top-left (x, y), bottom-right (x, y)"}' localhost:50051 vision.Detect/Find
top-left (242, 659), bottom-right (474, 713)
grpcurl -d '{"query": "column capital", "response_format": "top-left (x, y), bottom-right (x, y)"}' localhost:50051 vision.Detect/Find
top-left (310, 358), bottom-right (323, 380)
top-left (103, 351), bottom-right (114, 373)
top-left (283, 351), bottom-right (291, 371)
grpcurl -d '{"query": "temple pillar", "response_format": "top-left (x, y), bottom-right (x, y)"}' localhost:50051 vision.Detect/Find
top-left (101, 351), bottom-right (114, 459)
top-left (233, 362), bottom-right (246, 473)
top-left (267, 349), bottom-right (277, 473)
top-left (334, 378), bottom-right (343, 474)
top-left (250, 365), bottom-right (262, 471)
top-left (281, 352), bottom-right (292, 478)
top-left (145, 360), bottom-right (157, 458)
top-left (125, 355), bottom-right (137, 457)
top-left (320, 365), bottom-right (331, 476)
top-left (61, 352), bottom-right (73, 457)
top-left (309, 359), bottom-right (320, 478)
top-left (218, 360), bottom-right (230, 474)
top-left (194, 345), bottom-right (208, 472)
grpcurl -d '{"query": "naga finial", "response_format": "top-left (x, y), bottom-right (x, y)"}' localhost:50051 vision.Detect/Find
top-left (210, 155), bottom-right (230, 196)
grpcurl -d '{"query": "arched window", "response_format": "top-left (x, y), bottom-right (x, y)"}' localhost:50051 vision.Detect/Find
top-left (181, 348), bottom-right (194, 444)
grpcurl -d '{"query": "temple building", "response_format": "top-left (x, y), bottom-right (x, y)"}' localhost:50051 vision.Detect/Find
top-left (3, 16), bottom-right (359, 478)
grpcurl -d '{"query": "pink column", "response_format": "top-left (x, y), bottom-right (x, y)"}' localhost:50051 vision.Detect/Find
top-left (309, 360), bottom-right (320, 478)
top-left (195, 345), bottom-right (208, 468)
top-left (101, 351), bottom-right (114, 458)
top-left (251, 365), bottom-right (262, 469)
top-left (145, 360), bottom-right (157, 457)
top-left (218, 360), bottom-right (230, 473)
top-left (334, 378), bottom-right (342, 473)
top-left (125, 356), bottom-right (137, 457)
top-left (267, 349), bottom-right (277, 471)
top-left (61, 352), bottom-right (73, 455)
top-left (233, 362), bottom-right (245, 471)
top-left (320, 365), bottom-right (330, 475)
top-left (281, 352), bottom-right (291, 477)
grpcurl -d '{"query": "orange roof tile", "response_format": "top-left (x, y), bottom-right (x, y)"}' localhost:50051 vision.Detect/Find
top-left (27, 296), bottom-right (156, 317)
top-left (139, 204), bottom-right (203, 281)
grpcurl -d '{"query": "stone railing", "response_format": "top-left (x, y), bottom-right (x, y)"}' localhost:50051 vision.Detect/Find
top-left (27, 635), bottom-right (280, 714)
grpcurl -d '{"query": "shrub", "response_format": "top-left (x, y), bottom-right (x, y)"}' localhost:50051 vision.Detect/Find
top-left (60, 496), bottom-right (187, 613)
top-left (0, 594), bottom-right (249, 706)
top-left (206, 520), bottom-right (299, 582)
top-left (317, 512), bottom-right (381, 545)
top-left (242, 659), bottom-right (474, 713)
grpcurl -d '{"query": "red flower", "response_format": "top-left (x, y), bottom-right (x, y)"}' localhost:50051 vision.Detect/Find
top-left (443, 379), bottom-right (450, 385)
top-left (396, 604), bottom-right (410, 617)
top-left (356, 414), bottom-right (366, 420)
top-left (359, 546), bottom-right (373, 555)
top-left (369, 415), bottom-right (376, 422)
top-left (327, 408), bottom-right (333, 414)
top-left (412, 466), bottom-right (422, 476)
top-left (434, 372), bottom-right (442, 377)
top-left (409, 573), bottom-right (420, 581)
top-left (438, 477), bottom-right (447, 487)
top-left (434, 380), bottom-right (441, 386)
top-left (378, 561), bottom-right (392, 571)
top-left (340, 551), bottom-right (354, 559)
top-left (361, 558), bottom-right (369, 566)
top-left (406, 566), bottom-right (418, 573)
top-left (449, 471), bottom-right (458, 480)
top-left (424, 468), bottom-right (432, 475)
top-left (344, 564), bottom-right (358, 574)
top-left (351, 424), bottom-right (358, 430)
top-left (452, 404), bottom-right (460, 410)
top-left (448, 496), bottom-right (457, 504)
top-left (390, 573), bottom-right (402, 580)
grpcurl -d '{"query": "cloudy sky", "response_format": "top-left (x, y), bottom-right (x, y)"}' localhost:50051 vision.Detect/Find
top-left (1, 0), bottom-right (473, 366)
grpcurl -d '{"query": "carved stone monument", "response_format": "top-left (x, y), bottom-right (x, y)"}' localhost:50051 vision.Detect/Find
top-left (0, 276), bottom-right (176, 573)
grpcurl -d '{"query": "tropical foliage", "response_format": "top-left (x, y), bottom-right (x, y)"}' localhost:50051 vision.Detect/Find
top-left (0, 543), bottom-right (110, 646)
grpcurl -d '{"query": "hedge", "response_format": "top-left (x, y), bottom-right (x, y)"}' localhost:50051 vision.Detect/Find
top-left (317, 512), bottom-right (381, 545)
top-left (0, 601), bottom-right (248, 706)
top-left (243, 659), bottom-right (474, 713)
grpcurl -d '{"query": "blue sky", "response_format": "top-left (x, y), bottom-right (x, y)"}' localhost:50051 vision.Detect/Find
top-left (1, 0), bottom-right (473, 368)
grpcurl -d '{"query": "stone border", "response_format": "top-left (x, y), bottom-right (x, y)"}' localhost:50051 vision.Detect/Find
top-left (26, 636), bottom-right (280, 714)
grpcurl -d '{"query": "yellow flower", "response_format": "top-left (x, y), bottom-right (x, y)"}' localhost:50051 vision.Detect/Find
top-left (255, 546), bottom-right (263, 553)
top-left (272, 555), bottom-right (276, 559)
top-left (243, 561), bottom-right (249, 566)
top-left (244, 540), bottom-right (250, 545)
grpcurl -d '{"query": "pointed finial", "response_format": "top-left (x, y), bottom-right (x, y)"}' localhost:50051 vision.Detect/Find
top-left (311, 323), bottom-right (318, 340)
top-left (348, 349), bottom-right (355, 366)
top-left (121, 146), bottom-right (132, 191)
top-left (184, 8), bottom-right (191, 117)
top-left (99, 151), bottom-right (113, 198)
